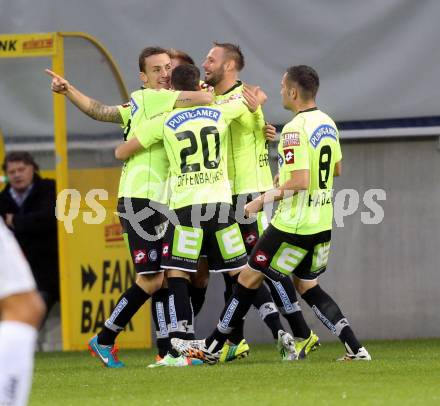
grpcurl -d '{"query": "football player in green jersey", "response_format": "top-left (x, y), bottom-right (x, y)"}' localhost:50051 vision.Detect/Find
top-left (171, 65), bottom-right (371, 363)
top-left (47, 47), bottom-right (213, 367)
top-left (202, 43), bottom-right (319, 356)
top-left (116, 64), bottom-right (290, 366)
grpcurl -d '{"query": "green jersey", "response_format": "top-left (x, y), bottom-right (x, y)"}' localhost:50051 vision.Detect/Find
top-left (271, 108), bottom-right (342, 235)
top-left (135, 100), bottom-right (257, 209)
top-left (214, 82), bottom-right (273, 196)
top-left (117, 101), bottom-right (131, 128)
top-left (116, 88), bottom-right (180, 203)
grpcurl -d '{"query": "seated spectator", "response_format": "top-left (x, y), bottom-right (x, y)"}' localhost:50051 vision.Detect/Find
top-left (0, 152), bottom-right (59, 320)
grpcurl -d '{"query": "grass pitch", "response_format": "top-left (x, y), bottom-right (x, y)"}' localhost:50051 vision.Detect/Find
top-left (30, 339), bottom-right (440, 406)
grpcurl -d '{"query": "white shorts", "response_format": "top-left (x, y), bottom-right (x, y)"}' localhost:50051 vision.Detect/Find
top-left (0, 219), bottom-right (36, 300)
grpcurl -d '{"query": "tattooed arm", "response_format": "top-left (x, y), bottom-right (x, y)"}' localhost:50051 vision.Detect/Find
top-left (45, 69), bottom-right (123, 124)
top-left (85, 99), bottom-right (123, 123)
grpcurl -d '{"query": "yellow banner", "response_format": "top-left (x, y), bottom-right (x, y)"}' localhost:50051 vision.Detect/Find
top-left (37, 168), bottom-right (152, 350)
top-left (61, 195), bottom-right (151, 350)
top-left (0, 33), bottom-right (56, 58)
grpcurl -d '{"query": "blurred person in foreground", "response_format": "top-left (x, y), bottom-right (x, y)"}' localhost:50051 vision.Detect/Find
top-left (0, 216), bottom-right (46, 405)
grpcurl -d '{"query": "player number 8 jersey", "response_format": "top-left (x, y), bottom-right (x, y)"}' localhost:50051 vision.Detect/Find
top-left (272, 109), bottom-right (342, 235)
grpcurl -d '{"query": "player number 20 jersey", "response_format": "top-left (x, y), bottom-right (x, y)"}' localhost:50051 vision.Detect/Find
top-left (135, 100), bottom-right (257, 209)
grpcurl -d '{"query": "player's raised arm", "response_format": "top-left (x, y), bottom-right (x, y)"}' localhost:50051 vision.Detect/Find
top-left (242, 84), bottom-right (267, 112)
top-left (218, 89), bottom-right (265, 131)
top-left (234, 85), bottom-right (265, 130)
top-left (45, 69), bottom-right (123, 124)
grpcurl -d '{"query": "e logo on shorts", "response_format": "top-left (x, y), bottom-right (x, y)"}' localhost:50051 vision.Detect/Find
top-left (311, 242), bottom-right (331, 273)
top-left (257, 211), bottom-right (269, 235)
top-left (270, 242), bottom-right (307, 276)
top-left (216, 224), bottom-right (246, 260)
top-left (172, 225), bottom-right (203, 259)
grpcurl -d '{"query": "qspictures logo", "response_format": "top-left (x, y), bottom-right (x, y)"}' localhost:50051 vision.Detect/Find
top-left (56, 186), bottom-right (387, 235)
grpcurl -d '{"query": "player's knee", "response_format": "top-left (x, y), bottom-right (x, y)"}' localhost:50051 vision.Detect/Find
top-left (166, 269), bottom-right (191, 280)
top-left (190, 271), bottom-right (209, 289)
top-left (1, 291), bottom-right (46, 328)
top-left (32, 293), bottom-right (47, 327)
top-left (294, 277), bottom-right (318, 296)
top-left (136, 273), bottom-right (164, 294)
top-left (238, 267), bottom-right (264, 289)
top-left (25, 292), bottom-right (47, 328)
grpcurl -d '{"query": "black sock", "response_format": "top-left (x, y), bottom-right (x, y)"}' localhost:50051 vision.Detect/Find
top-left (98, 283), bottom-right (150, 345)
top-left (206, 282), bottom-right (257, 352)
top-left (187, 300), bottom-right (195, 340)
top-left (222, 273), bottom-right (234, 302)
top-left (226, 273), bottom-right (244, 344)
top-left (301, 284), bottom-right (362, 353)
top-left (266, 277), bottom-right (311, 339)
top-left (189, 285), bottom-right (207, 317)
top-left (252, 283), bottom-right (283, 339)
top-left (167, 277), bottom-right (192, 340)
top-left (152, 288), bottom-right (170, 357)
top-left (228, 318), bottom-right (245, 344)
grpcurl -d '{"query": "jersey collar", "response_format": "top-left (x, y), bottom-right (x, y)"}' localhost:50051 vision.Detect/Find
top-left (297, 106), bottom-right (318, 114)
top-left (220, 80), bottom-right (242, 96)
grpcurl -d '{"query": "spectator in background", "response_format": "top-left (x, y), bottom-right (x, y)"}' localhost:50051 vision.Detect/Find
top-left (0, 152), bottom-right (59, 320)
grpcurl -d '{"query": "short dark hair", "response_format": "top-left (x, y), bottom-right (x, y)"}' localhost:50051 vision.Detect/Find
top-left (3, 151), bottom-right (39, 172)
top-left (167, 48), bottom-right (195, 66)
top-left (138, 46), bottom-right (169, 72)
top-left (213, 42), bottom-right (245, 71)
top-left (171, 64), bottom-right (200, 91)
top-left (285, 65), bottom-right (319, 99)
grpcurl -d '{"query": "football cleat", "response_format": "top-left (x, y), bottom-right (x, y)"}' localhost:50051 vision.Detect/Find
top-left (277, 330), bottom-right (298, 361)
top-left (88, 335), bottom-right (124, 368)
top-left (171, 338), bottom-right (221, 364)
top-left (295, 330), bottom-right (320, 359)
top-left (219, 339), bottom-right (250, 363)
top-left (147, 353), bottom-right (203, 368)
top-left (337, 346), bottom-right (372, 361)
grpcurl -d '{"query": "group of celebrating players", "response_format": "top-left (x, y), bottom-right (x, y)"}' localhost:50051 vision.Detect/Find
top-left (47, 42), bottom-right (371, 367)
